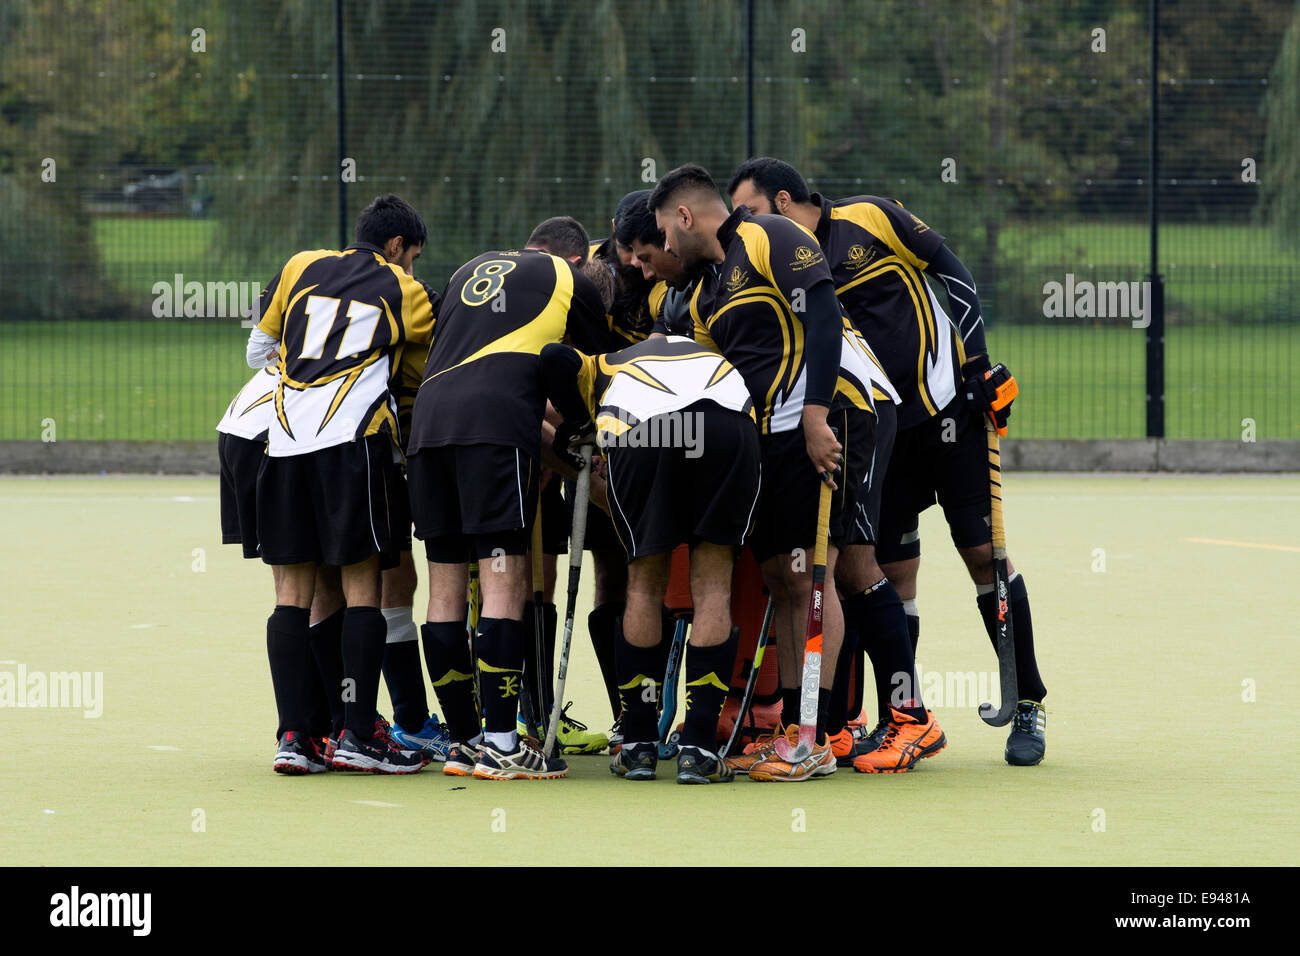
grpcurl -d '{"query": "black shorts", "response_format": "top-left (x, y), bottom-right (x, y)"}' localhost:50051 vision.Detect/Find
top-left (604, 403), bottom-right (760, 561)
top-left (582, 498), bottom-right (626, 555)
top-left (407, 443), bottom-right (539, 563)
top-left (256, 433), bottom-right (398, 569)
top-left (540, 476), bottom-right (569, 555)
top-left (875, 404), bottom-right (992, 565)
top-left (748, 406), bottom-right (875, 564)
top-left (218, 432), bottom-right (265, 559)
top-left (388, 464), bottom-right (412, 553)
top-left (846, 399), bottom-right (897, 547)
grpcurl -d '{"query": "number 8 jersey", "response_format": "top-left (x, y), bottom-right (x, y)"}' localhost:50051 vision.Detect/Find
top-left (408, 248), bottom-right (605, 460)
top-left (254, 242), bottom-right (436, 457)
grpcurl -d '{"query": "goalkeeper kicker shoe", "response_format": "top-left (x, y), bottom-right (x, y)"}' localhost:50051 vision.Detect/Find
top-left (610, 741), bottom-right (658, 780)
top-left (330, 729), bottom-right (426, 774)
top-left (274, 732), bottom-right (328, 775)
top-left (676, 745), bottom-right (734, 785)
top-left (1005, 701), bottom-right (1046, 766)
top-left (853, 708), bottom-right (946, 773)
top-left (472, 737), bottom-right (569, 780)
top-left (391, 716), bottom-right (452, 762)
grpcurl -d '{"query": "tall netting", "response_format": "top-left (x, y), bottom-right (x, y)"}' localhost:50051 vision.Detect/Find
top-left (1, 0), bottom-right (1295, 443)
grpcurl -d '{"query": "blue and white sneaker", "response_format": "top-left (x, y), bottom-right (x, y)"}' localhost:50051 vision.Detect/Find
top-left (390, 716), bottom-right (452, 762)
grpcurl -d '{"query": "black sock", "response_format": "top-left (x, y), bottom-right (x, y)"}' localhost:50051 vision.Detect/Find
top-left (828, 605), bottom-right (858, 736)
top-left (781, 688), bottom-right (800, 729)
top-left (906, 609), bottom-right (920, 655)
top-left (588, 603), bottom-right (624, 720)
top-left (849, 580), bottom-right (926, 722)
top-left (614, 628), bottom-right (664, 745)
top-left (681, 630), bottom-right (739, 750)
top-left (267, 605), bottom-right (313, 740)
top-left (976, 575), bottom-right (1046, 702)
top-left (307, 607), bottom-right (345, 736)
top-left (341, 606), bottom-right (386, 740)
top-left (381, 628), bottom-right (428, 734)
top-left (421, 620), bottom-right (480, 742)
top-left (476, 617), bottom-right (525, 735)
top-left (817, 686), bottom-right (832, 743)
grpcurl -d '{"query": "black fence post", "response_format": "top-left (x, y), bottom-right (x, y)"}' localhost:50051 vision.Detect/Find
top-left (336, 0), bottom-right (347, 250)
top-left (1146, 0), bottom-right (1165, 438)
top-left (746, 0), bottom-right (755, 159)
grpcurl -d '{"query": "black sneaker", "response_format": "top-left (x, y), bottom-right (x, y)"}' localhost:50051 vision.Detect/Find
top-left (1005, 701), bottom-right (1046, 766)
top-left (837, 718), bottom-right (890, 767)
top-left (274, 731), bottom-right (328, 775)
top-left (472, 737), bottom-right (569, 780)
top-left (676, 745), bottom-right (734, 785)
top-left (330, 729), bottom-right (425, 774)
top-left (442, 740), bottom-right (482, 777)
top-left (610, 741), bottom-right (658, 780)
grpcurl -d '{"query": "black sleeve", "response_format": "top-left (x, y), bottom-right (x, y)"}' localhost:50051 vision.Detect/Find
top-left (539, 342), bottom-right (589, 424)
top-left (564, 272), bottom-right (611, 355)
top-left (926, 243), bottom-right (988, 363)
top-left (800, 281), bottom-right (842, 408)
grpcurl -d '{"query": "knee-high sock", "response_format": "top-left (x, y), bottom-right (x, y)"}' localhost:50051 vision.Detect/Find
top-left (341, 606), bottom-right (386, 740)
top-left (421, 619), bottom-right (480, 742)
top-left (976, 573), bottom-right (1046, 702)
top-left (381, 607), bottom-right (429, 733)
top-left (522, 602), bottom-right (558, 721)
top-left (587, 602), bottom-right (625, 720)
top-left (476, 617), bottom-right (525, 736)
top-left (848, 580), bottom-right (926, 722)
top-left (615, 627), bottom-right (664, 745)
top-left (681, 630), bottom-right (739, 750)
top-left (307, 607), bottom-right (345, 736)
top-left (268, 605), bottom-right (314, 740)
top-left (828, 601), bottom-right (859, 735)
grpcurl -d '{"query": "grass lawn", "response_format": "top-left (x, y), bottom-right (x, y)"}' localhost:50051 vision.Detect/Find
top-left (1, 474), bottom-right (1295, 865)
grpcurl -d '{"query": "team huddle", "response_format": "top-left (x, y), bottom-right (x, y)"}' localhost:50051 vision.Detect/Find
top-left (218, 158), bottom-right (1049, 785)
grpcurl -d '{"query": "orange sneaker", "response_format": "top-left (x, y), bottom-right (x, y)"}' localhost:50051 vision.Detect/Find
top-left (852, 708), bottom-right (946, 774)
top-left (846, 707), bottom-right (871, 730)
top-left (828, 727), bottom-right (854, 760)
top-left (749, 733), bottom-right (837, 782)
top-left (725, 725), bottom-right (794, 775)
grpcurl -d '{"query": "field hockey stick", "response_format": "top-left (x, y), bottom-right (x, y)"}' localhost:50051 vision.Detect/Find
top-left (521, 496), bottom-right (547, 740)
top-left (979, 423), bottom-right (1019, 726)
top-left (774, 428), bottom-right (837, 763)
top-left (719, 596), bottom-right (775, 759)
top-left (543, 444), bottom-right (593, 757)
top-left (656, 616), bottom-right (689, 758)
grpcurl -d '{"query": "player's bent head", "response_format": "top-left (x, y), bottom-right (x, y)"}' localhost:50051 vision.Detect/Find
top-left (579, 257), bottom-right (616, 314)
top-left (614, 191), bottom-right (663, 250)
top-left (355, 194), bottom-right (428, 253)
top-left (647, 164), bottom-right (723, 222)
top-left (727, 157), bottom-right (810, 216)
top-left (527, 216), bottom-right (591, 264)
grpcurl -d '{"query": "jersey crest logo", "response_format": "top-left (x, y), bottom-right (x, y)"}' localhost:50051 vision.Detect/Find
top-left (725, 266), bottom-right (750, 293)
top-left (910, 213), bottom-right (930, 235)
top-left (845, 243), bottom-right (878, 271)
top-left (789, 244), bottom-right (825, 271)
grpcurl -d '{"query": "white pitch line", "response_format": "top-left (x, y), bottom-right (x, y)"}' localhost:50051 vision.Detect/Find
top-left (1183, 537), bottom-right (1300, 553)
top-left (352, 800), bottom-right (402, 808)
top-left (147, 745), bottom-right (180, 751)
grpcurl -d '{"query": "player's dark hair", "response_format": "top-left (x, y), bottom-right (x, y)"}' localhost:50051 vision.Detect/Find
top-left (726, 157), bottom-right (811, 207)
top-left (613, 192), bottom-right (663, 248)
top-left (647, 164), bottom-right (721, 214)
top-left (354, 194), bottom-right (427, 251)
top-left (527, 216), bottom-right (591, 262)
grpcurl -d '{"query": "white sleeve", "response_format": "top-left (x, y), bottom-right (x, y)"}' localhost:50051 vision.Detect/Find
top-left (246, 327), bottom-right (279, 369)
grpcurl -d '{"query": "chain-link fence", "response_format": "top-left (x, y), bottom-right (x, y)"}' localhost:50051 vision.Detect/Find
top-left (1, 0), bottom-right (1296, 444)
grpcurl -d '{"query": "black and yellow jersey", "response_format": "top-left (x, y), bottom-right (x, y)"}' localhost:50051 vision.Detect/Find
top-left (255, 243), bottom-right (437, 456)
top-left (590, 235), bottom-right (655, 348)
top-left (811, 193), bottom-right (961, 428)
top-left (408, 248), bottom-right (605, 458)
top-left (216, 366), bottom-right (278, 442)
top-left (690, 207), bottom-right (886, 435)
top-left (569, 335), bottom-right (753, 447)
top-left (389, 277), bottom-right (439, 455)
